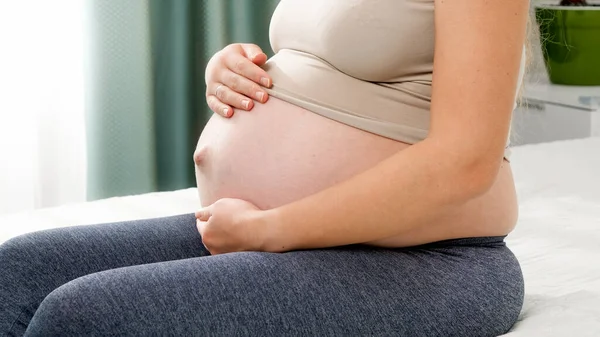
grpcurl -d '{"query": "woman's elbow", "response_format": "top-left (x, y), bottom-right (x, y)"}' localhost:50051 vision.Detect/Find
top-left (455, 156), bottom-right (502, 199)
top-left (423, 137), bottom-right (503, 199)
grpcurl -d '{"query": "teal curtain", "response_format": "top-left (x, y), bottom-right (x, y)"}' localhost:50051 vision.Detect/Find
top-left (85, 0), bottom-right (279, 201)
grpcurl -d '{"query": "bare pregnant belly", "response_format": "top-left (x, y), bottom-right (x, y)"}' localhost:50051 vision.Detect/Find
top-left (194, 97), bottom-right (518, 247)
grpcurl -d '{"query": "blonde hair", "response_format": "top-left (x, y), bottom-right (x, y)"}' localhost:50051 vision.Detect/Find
top-left (512, 10), bottom-right (539, 144)
top-left (518, 10), bottom-right (538, 102)
top-left (525, 10), bottom-right (538, 74)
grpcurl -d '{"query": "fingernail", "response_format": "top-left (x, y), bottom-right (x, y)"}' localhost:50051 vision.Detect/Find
top-left (256, 92), bottom-right (265, 102)
top-left (261, 77), bottom-right (270, 87)
top-left (242, 99), bottom-right (250, 110)
top-left (222, 107), bottom-right (230, 117)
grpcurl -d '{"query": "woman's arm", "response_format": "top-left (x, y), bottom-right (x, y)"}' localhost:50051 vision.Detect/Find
top-left (259, 0), bottom-right (530, 252)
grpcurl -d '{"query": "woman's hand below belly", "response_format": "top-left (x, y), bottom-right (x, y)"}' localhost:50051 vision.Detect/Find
top-left (194, 97), bottom-right (408, 210)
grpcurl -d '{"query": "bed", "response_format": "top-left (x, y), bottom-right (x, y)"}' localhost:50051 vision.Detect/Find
top-left (1, 137), bottom-right (599, 336)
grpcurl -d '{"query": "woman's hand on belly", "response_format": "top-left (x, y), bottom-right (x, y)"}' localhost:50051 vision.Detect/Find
top-left (205, 43), bottom-right (273, 117)
top-left (196, 198), bottom-right (268, 255)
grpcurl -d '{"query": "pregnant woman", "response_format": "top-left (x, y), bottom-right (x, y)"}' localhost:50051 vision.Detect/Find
top-left (1, 0), bottom-right (529, 336)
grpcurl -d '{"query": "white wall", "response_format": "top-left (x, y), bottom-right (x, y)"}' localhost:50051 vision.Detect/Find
top-left (0, 1), bottom-right (87, 215)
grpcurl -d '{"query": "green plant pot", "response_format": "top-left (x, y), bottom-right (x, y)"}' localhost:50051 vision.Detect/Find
top-left (535, 6), bottom-right (600, 86)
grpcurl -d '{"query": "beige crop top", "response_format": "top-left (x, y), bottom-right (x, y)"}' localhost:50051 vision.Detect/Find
top-left (262, 0), bottom-right (526, 159)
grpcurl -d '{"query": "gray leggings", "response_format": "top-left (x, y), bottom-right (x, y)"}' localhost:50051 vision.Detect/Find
top-left (0, 213), bottom-right (524, 336)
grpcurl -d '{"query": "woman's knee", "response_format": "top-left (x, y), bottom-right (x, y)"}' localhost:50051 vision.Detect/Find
top-left (24, 266), bottom-right (193, 336)
top-left (1, 228), bottom-right (74, 258)
top-left (25, 274), bottom-right (110, 336)
top-left (1, 232), bottom-right (41, 256)
top-left (0, 233), bottom-right (68, 336)
top-left (0, 230), bottom-right (95, 310)
top-left (0, 232), bottom-right (53, 274)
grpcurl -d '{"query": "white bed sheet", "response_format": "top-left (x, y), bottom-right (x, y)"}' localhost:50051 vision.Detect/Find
top-left (1, 138), bottom-right (599, 336)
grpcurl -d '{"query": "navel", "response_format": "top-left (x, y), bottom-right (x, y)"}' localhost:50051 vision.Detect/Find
top-left (193, 146), bottom-right (209, 165)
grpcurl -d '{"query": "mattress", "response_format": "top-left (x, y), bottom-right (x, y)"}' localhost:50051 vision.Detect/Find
top-left (1, 137), bottom-right (599, 336)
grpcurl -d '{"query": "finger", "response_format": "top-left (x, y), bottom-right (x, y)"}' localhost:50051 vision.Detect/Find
top-left (240, 43), bottom-right (268, 66)
top-left (206, 95), bottom-right (233, 118)
top-left (195, 208), bottom-right (212, 221)
top-left (196, 219), bottom-right (206, 235)
top-left (222, 44), bottom-right (271, 87)
top-left (210, 82), bottom-right (255, 111)
top-left (224, 53), bottom-right (272, 89)
top-left (219, 70), bottom-right (269, 103)
top-left (250, 53), bottom-right (268, 66)
top-left (196, 219), bottom-right (217, 254)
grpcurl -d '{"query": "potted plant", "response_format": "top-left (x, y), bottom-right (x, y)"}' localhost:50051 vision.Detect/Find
top-left (535, 0), bottom-right (600, 85)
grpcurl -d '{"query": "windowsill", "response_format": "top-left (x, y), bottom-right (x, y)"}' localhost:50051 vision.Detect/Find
top-left (523, 80), bottom-right (600, 112)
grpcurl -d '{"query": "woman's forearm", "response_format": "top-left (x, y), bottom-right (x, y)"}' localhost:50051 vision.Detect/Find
top-left (260, 138), bottom-right (500, 252)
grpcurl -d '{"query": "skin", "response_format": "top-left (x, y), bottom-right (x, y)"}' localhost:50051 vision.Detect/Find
top-left (197, 0), bottom-right (530, 255)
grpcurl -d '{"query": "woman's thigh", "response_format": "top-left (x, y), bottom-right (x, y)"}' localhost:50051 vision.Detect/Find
top-left (25, 237), bottom-right (524, 337)
top-left (0, 213), bottom-right (208, 335)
